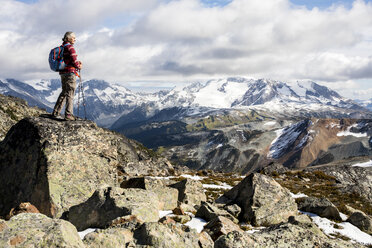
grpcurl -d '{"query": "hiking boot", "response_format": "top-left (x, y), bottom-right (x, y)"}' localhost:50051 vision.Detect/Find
top-left (64, 114), bottom-right (76, 121)
top-left (51, 111), bottom-right (59, 117)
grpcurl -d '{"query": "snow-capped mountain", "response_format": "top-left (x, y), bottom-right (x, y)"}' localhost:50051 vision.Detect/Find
top-left (0, 77), bottom-right (370, 128)
top-left (355, 98), bottom-right (372, 112)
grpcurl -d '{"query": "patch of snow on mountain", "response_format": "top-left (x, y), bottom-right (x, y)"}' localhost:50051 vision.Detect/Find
top-left (288, 81), bottom-right (307, 97)
top-left (25, 79), bottom-right (51, 91)
top-left (193, 79), bottom-right (249, 108)
top-left (352, 160), bottom-right (372, 168)
top-left (264, 121), bottom-right (277, 126)
top-left (337, 126), bottom-right (367, 137)
top-left (46, 89), bottom-right (61, 103)
top-left (277, 84), bottom-right (292, 96)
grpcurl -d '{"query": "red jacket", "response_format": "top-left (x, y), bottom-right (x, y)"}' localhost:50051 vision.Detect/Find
top-left (59, 42), bottom-right (80, 75)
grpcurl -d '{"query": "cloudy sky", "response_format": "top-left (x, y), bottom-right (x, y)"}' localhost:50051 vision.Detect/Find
top-left (0, 0), bottom-right (371, 99)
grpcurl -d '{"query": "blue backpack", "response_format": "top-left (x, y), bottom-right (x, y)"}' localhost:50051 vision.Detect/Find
top-left (48, 43), bottom-right (69, 72)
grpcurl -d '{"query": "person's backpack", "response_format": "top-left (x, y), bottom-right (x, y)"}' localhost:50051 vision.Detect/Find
top-left (48, 44), bottom-right (69, 72)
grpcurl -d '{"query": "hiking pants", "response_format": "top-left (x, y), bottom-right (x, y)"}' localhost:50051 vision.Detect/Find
top-left (53, 73), bottom-right (76, 116)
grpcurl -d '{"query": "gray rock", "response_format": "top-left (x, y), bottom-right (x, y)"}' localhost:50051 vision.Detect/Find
top-left (169, 178), bottom-right (206, 211)
top-left (248, 215), bottom-right (365, 248)
top-left (83, 227), bottom-right (131, 248)
top-left (133, 222), bottom-right (200, 247)
top-left (214, 231), bottom-right (255, 248)
top-left (121, 177), bottom-right (178, 210)
top-left (223, 204), bottom-right (241, 219)
top-left (68, 186), bottom-right (160, 231)
top-left (0, 213), bottom-right (84, 248)
top-left (216, 173), bottom-right (297, 226)
top-left (297, 197), bottom-right (342, 221)
top-left (202, 216), bottom-right (242, 241)
top-left (198, 231), bottom-right (214, 248)
top-left (346, 211), bottom-right (372, 235)
top-left (0, 117), bottom-right (172, 218)
top-left (195, 201), bottom-right (238, 223)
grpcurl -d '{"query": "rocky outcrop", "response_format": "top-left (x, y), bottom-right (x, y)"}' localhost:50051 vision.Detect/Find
top-left (133, 222), bottom-right (200, 247)
top-left (248, 215), bottom-right (365, 248)
top-left (169, 178), bottom-right (207, 211)
top-left (121, 177), bottom-right (178, 210)
top-left (0, 116), bottom-right (173, 218)
top-left (296, 197), bottom-right (342, 221)
top-left (347, 211), bottom-right (372, 235)
top-left (202, 216), bottom-right (243, 241)
top-left (0, 94), bottom-right (46, 141)
top-left (217, 173), bottom-right (297, 226)
top-left (0, 213), bottom-right (84, 248)
top-left (68, 186), bottom-right (160, 231)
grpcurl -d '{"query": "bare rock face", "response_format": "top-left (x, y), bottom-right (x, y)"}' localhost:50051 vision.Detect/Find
top-left (0, 116), bottom-right (172, 218)
top-left (68, 186), bottom-right (160, 231)
top-left (347, 211), bottom-right (372, 235)
top-left (121, 177), bottom-right (178, 210)
top-left (217, 173), bottom-right (297, 226)
top-left (0, 213), bottom-right (84, 248)
top-left (169, 178), bottom-right (207, 211)
top-left (133, 222), bottom-right (200, 248)
top-left (296, 197), bottom-right (342, 221)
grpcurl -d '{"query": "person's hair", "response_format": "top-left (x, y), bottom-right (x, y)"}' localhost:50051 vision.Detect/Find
top-left (62, 31), bottom-right (75, 42)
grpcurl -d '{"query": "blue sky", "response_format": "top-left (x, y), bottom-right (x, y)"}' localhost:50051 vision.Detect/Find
top-left (3, 0), bottom-right (372, 99)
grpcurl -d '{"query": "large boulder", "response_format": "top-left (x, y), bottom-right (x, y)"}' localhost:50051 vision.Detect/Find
top-left (202, 216), bottom-right (243, 241)
top-left (68, 186), bottom-right (160, 231)
top-left (216, 173), bottom-right (297, 226)
top-left (0, 117), bottom-right (172, 218)
top-left (121, 177), bottom-right (178, 210)
top-left (346, 211), bottom-right (372, 235)
top-left (133, 222), bottom-right (200, 247)
top-left (0, 213), bottom-right (84, 248)
top-left (296, 197), bottom-right (342, 221)
top-left (169, 178), bottom-right (206, 211)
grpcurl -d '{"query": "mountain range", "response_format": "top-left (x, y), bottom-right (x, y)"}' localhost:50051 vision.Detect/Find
top-left (1, 77), bottom-right (371, 128)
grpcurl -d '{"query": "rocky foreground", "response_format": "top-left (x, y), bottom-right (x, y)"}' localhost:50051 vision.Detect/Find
top-left (0, 116), bottom-right (371, 247)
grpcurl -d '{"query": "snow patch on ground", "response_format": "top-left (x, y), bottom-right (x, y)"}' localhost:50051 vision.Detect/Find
top-left (302, 211), bottom-right (372, 245)
top-left (352, 160), bottom-right (372, 168)
top-left (78, 228), bottom-right (96, 240)
top-left (184, 217), bottom-right (208, 233)
top-left (202, 183), bottom-right (233, 190)
top-left (290, 192), bottom-right (308, 198)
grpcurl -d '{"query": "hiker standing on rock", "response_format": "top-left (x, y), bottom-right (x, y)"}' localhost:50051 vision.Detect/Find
top-left (52, 31), bottom-right (82, 121)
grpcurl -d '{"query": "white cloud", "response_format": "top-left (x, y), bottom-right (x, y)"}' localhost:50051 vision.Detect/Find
top-left (0, 0), bottom-right (371, 97)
